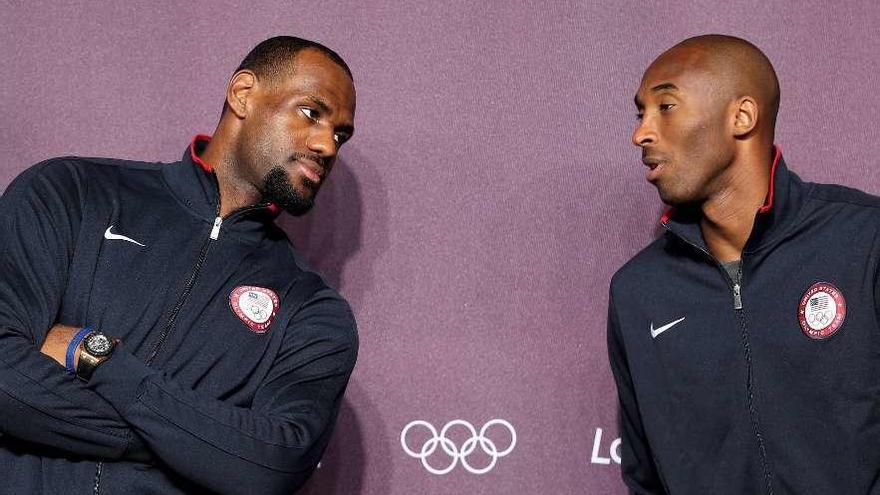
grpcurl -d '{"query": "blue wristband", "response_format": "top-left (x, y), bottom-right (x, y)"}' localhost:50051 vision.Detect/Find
top-left (65, 327), bottom-right (93, 374)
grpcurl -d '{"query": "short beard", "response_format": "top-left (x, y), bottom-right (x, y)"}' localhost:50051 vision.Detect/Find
top-left (261, 166), bottom-right (316, 216)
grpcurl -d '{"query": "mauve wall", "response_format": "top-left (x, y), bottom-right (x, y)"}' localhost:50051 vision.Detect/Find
top-left (2, 1), bottom-right (879, 493)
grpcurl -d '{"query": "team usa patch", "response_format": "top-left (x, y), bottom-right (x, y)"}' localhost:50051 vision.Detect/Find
top-left (797, 282), bottom-right (846, 340)
top-left (229, 286), bottom-right (279, 333)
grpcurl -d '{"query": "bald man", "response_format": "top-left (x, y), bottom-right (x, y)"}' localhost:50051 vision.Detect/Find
top-left (608, 34), bottom-right (880, 494)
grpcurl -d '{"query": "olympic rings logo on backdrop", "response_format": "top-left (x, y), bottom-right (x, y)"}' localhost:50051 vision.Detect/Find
top-left (400, 419), bottom-right (516, 475)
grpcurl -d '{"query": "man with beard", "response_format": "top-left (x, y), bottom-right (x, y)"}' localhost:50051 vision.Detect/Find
top-left (0, 36), bottom-right (357, 494)
top-left (608, 34), bottom-right (880, 494)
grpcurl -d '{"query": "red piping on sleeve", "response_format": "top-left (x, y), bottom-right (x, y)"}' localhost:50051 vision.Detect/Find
top-left (190, 134), bottom-right (214, 172)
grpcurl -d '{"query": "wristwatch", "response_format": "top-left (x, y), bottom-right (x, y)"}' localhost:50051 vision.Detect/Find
top-left (75, 331), bottom-right (117, 382)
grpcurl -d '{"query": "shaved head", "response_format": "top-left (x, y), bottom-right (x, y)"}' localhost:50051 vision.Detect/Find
top-left (633, 34), bottom-right (781, 206)
top-left (656, 34), bottom-right (780, 137)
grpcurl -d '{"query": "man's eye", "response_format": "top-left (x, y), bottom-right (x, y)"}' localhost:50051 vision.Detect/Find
top-left (300, 107), bottom-right (318, 120)
top-left (334, 133), bottom-right (350, 146)
top-left (659, 103), bottom-right (675, 111)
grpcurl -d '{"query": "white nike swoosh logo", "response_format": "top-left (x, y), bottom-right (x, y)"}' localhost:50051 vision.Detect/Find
top-left (650, 316), bottom-right (686, 339)
top-left (104, 225), bottom-right (146, 247)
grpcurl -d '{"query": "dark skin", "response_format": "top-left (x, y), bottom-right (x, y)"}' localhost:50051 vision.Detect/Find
top-left (40, 48), bottom-right (356, 365)
top-left (207, 48), bottom-right (356, 216)
top-left (40, 324), bottom-right (81, 367)
top-left (633, 37), bottom-right (778, 262)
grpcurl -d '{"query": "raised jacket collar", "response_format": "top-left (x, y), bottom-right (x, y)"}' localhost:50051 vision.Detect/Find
top-left (162, 135), bottom-right (280, 242)
top-left (660, 146), bottom-right (806, 256)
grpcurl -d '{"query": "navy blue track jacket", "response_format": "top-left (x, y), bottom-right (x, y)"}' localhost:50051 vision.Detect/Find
top-left (0, 137), bottom-right (358, 494)
top-left (608, 148), bottom-right (880, 494)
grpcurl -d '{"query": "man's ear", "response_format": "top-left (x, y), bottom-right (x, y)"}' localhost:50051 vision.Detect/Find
top-left (732, 96), bottom-right (758, 137)
top-left (226, 70), bottom-right (257, 119)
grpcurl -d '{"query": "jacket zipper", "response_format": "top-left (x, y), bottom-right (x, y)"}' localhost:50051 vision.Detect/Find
top-left (93, 210), bottom-right (224, 495)
top-left (146, 202), bottom-right (272, 363)
top-left (92, 203), bottom-right (271, 493)
top-left (664, 226), bottom-right (774, 494)
top-left (144, 212), bottom-right (223, 364)
top-left (663, 227), bottom-right (743, 309)
top-left (732, 282), bottom-right (743, 310)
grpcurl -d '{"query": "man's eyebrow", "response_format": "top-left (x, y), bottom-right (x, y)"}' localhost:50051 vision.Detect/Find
top-left (304, 96), bottom-right (332, 114)
top-left (635, 82), bottom-right (680, 107)
top-left (650, 82), bottom-right (678, 93)
top-left (302, 95), bottom-right (354, 135)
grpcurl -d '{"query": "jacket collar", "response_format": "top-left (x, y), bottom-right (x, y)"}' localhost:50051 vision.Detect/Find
top-left (661, 146), bottom-right (806, 255)
top-left (162, 135), bottom-right (281, 241)
top-left (162, 135), bottom-right (221, 220)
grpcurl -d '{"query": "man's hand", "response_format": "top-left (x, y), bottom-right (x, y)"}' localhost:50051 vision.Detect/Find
top-left (40, 324), bottom-right (80, 368)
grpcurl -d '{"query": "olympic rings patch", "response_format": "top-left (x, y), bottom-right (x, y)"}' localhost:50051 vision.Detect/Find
top-left (229, 285), bottom-right (279, 333)
top-left (400, 419), bottom-right (516, 475)
top-left (798, 282), bottom-right (846, 339)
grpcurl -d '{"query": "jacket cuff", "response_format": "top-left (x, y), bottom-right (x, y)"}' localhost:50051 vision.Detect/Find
top-left (87, 348), bottom-right (155, 414)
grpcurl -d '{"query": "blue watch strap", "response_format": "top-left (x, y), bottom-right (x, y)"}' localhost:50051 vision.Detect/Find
top-left (65, 327), bottom-right (93, 374)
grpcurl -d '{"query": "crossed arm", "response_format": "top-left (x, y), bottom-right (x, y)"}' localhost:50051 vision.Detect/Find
top-left (38, 324), bottom-right (81, 369)
top-left (0, 162), bottom-right (148, 461)
top-left (0, 160), bottom-right (358, 495)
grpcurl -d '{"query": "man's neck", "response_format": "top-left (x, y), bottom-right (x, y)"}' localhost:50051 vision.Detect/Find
top-left (699, 151), bottom-right (772, 262)
top-left (200, 129), bottom-right (262, 217)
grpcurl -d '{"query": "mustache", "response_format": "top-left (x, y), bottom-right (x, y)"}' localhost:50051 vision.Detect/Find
top-left (291, 152), bottom-right (329, 170)
top-left (641, 150), bottom-right (663, 163)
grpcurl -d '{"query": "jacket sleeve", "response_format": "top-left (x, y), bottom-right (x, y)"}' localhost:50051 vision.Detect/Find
top-left (86, 284), bottom-right (358, 495)
top-left (607, 289), bottom-right (667, 495)
top-left (0, 160), bottom-right (150, 461)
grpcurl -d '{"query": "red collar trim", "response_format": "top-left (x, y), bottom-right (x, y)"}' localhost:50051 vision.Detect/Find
top-left (190, 134), bottom-right (214, 172)
top-left (188, 134), bottom-right (282, 216)
top-left (659, 145), bottom-right (782, 225)
top-left (757, 145), bottom-right (783, 214)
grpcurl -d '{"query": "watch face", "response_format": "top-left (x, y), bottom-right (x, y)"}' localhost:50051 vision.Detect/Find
top-left (85, 333), bottom-right (113, 357)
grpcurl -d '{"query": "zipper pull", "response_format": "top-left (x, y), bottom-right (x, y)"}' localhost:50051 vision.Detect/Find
top-left (733, 283), bottom-right (743, 310)
top-left (210, 216), bottom-right (223, 240)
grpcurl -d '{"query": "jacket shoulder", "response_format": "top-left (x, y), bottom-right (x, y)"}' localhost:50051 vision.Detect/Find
top-left (266, 230), bottom-right (355, 318)
top-left (32, 155), bottom-right (163, 172)
top-left (5, 156), bottom-right (165, 192)
top-left (2, 157), bottom-right (90, 202)
top-left (610, 235), bottom-right (669, 296)
top-left (807, 181), bottom-right (880, 210)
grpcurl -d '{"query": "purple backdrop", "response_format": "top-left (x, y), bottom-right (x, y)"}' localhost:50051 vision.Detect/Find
top-left (3, 1), bottom-right (879, 493)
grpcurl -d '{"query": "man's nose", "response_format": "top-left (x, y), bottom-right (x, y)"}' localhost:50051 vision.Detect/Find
top-left (632, 119), bottom-right (656, 148)
top-left (307, 128), bottom-right (337, 158)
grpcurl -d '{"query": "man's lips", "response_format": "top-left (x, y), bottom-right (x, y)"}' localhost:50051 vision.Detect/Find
top-left (296, 160), bottom-right (324, 184)
top-left (642, 156), bottom-right (665, 182)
